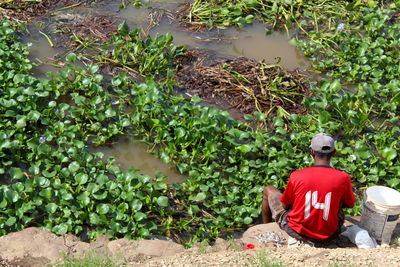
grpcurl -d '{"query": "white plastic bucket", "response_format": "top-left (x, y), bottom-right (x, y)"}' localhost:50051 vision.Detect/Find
top-left (359, 186), bottom-right (400, 244)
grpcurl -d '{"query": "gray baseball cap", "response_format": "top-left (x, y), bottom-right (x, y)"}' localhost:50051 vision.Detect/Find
top-left (310, 133), bottom-right (335, 153)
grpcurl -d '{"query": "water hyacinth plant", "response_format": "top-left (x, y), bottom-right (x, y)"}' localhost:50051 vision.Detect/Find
top-left (1, 0), bottom-right (400, 246)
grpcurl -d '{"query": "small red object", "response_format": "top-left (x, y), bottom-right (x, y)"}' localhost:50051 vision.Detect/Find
top-left (245, 243), bottom-right (255, 250)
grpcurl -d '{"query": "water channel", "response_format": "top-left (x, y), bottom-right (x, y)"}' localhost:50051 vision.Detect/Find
top-left (23, 0), bottom-right (311, 183)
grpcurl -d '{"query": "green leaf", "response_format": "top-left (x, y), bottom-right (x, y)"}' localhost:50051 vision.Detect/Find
top-left (96, 174), bottom-right (109, 185)
top-left (318, 110), bottom-right (331, 124)
top-left (381, 147), bottom-right (397, 161)
top-left (93, 189), bottom-right (108, 200)
top-left (88, 64), bottom-right (99, 74)
top-left (9, 168), bottom-right (24, 179)
top-left (105, 108), bottom-right (116, 118)
top-left (16, 117), bottom-right (27, 128)
top-left (5, 217), bottom-right (16, 226)
top-left (329, 79), bottom-right (342, 92)
top-left (60, 190), bottom-right (73, 201)
top-left (188, 205), bottom-right (200, 215)
top-left (387, 178), bottom-right (400, 188)
top-left (87, 183), bottom-right (100, 194)
top-left (75, 173), bottom-right (88, 185)
top-left (89, 213), bottom-right (100, 224)
top-left (237, 144), bottom-right (252, 153)
top-left (0, 198), bottom-right (7, 209)
top-left (243, 217), bottom-right (253, 224)
top-left (46, 203), bottom-right (58, 214)
top-left (96, 204), bottom-right (110, 215)
top-left (77, 192), bottom-right (90, 206)
top-left (37, 143), bottom-right (51, 154)
top-left (68, 161), bottom-right (80, 172)
top-left (190, 96), bottom-right (202, 103)
top-left (27, 110), bottom-right (41, 121)
top-left (130, 199), bottom-right (142, 212)
top-left (6, 190), bottom-right (19, 203)
top-left (134, 212), bottom-right (146, 222)
top-left (66, 53), bottom-right (77, 63)
top-left (193, 192), bottom-right (206, 201)
top-left (159, 152), bottom-right (170, 163)
top-left (39, 188), bottom-right (52, 200)
top-left (117, 21), bottom-right (130, 36)
top-left (156, 196), bottom-right (169, 207)
top-left (53, 223), bottom-right (68, 235)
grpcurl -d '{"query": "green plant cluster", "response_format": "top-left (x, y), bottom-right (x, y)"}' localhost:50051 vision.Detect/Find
top-left (297, 7), bottom-right (399, 84)
top-left (297, 7), bottom-right (399, 123)
top-left (73, 22), bottom-right (185, 80)
top-left (0, 20), bottom-right (178, 240)
top-left (1, 11), bottom-right (400, 246)
top-left (188, 0), bottom-right (366, 29)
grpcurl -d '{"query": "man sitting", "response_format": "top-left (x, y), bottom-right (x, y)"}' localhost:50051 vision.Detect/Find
top-left (262, 133), bottom-right (356, 246)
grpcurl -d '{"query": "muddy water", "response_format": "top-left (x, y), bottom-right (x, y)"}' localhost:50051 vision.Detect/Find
top-left (23, 0), bottom-right (311, 182)
top-left (23, 27), bottom-right (63, 78)
top-left (117, 3), bottom-right (308, 70)
top-left (92, 137), bottom-right (187, 183)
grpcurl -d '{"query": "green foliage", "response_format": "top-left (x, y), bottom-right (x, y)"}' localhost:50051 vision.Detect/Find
top-left (297, 7), bottom-right (400, 85)
top-left (74, 22), bottom-right (185, 80)
top-left (1, 5), bottom-right (400, 246)
top-left (0, 20), bottom-right (174, 240)
top-left (188, 0), bottom-right (362, 29)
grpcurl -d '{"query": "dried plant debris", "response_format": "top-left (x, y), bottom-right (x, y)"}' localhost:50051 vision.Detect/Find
top-left (0, 0), bottom-right (100, 22)
top-left (255, 231), bottom-right (287, 247)
top-left (176, 56), bottom-right (312, 118)
top-left (55, 13), bottom-right (117, 45)
top-left (143, 7), bottom-right (176, 36)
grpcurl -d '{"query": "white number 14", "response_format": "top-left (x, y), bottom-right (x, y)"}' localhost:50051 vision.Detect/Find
top-left (304, 191), bottom-right (332, 221)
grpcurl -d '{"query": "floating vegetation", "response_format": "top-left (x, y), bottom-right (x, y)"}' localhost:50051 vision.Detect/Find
top-left (1, 0), bottom-right (400, 248)
top-left (55, 14), bottom-right (118, 46)
top-left (176, 56), bottom-right (311, 120)
top-left (181, 0), bottom-right (357, 30)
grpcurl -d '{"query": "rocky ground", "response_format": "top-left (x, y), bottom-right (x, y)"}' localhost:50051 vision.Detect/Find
top-left (0, 218), bottom-right (398, 267)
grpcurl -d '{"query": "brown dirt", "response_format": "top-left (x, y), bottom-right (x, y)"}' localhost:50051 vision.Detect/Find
top-left (138, 246), bottom-right (400, 267)
top-left (0, 221), bottom-right (398, 267)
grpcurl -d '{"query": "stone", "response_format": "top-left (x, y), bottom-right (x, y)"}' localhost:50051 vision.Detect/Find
top-left (241, 223), bottom-right (289, 247)
top-left (0, 227), bottom-right (90, 266)
top-left (213, 238), bottom-right (229, 251)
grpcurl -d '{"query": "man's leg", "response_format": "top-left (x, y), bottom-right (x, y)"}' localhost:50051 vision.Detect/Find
top-left (262, 186), bottom-right (283, 223)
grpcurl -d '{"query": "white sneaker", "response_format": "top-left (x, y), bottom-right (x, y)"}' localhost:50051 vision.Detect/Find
top-left (287, 237), bottom-right (315, 248)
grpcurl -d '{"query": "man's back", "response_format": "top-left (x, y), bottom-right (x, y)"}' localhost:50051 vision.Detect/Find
top-left (280, 166), bottom-right (355, 240)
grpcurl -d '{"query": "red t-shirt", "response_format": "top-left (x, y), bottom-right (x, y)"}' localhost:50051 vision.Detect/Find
top-left (280, 166), bottom-right (355, 240)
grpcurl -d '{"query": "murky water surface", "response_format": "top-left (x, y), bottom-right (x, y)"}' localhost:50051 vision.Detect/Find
top-left (23, 0), bottom-right (311, 182)
top-left (23, 28), bottom-right (63, 78)
top-left (92, 137), bottom-right (187, 183)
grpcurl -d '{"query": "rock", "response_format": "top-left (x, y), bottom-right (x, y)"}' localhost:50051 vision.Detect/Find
top-left (89, 234), bottom-right (111, 255)
top-left (107, 239), bottom-right (185, 263)
top-left (0, 227), bottom-right (89, 266)
top-left (213, 238), bottom-right (230, 251)
top-left (242, 223), bottom-right (289, 247)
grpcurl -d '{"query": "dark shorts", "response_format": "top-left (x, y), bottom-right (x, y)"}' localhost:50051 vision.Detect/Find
top-left (267, 189), bottom-right (344, 245)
